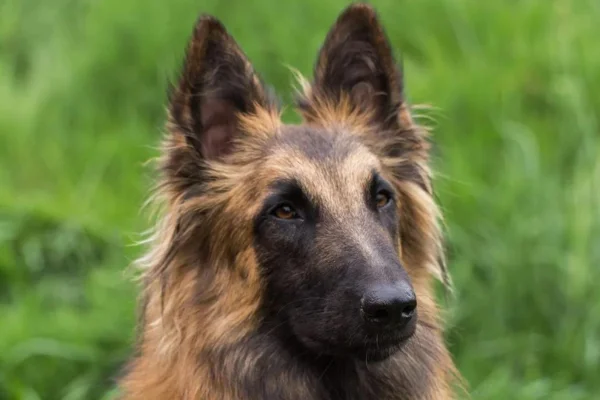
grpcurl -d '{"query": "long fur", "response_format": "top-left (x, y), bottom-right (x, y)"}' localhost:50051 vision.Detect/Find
top-left (119, 4), bottom-right (464, 399)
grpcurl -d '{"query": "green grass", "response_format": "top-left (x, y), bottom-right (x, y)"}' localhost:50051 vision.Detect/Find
top-left (1, 0), bottom-right (599, 399)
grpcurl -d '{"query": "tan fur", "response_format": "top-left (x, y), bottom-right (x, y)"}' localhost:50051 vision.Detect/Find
top-left (120, 4), bottom-right (464, 399)
top-left (297, 88), bottom-right (376, 134)
top-left (121, 122), bottom-right (463, 400)
top-left (237, 102), bottom-right (283, 138)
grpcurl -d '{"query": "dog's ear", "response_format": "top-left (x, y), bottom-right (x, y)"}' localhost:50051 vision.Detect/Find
top-left (299, 4), bottom-right (413, 131)
top-left (168, 16), bottom-right (275, 161)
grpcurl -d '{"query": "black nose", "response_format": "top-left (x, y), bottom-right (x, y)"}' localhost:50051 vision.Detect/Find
top-left (360, 282), bottom-right (417, 328)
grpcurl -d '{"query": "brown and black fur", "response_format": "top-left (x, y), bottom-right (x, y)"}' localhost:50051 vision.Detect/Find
top-left (120, 4), bottom-right (463, 399)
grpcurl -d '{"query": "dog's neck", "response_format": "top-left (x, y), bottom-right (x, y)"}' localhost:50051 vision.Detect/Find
top-left (188, 322), bottom-right (453, 400)
top-left (121, 279), bottom-right (457, 400)
top-left (122, 317), bottom-right (454, 399)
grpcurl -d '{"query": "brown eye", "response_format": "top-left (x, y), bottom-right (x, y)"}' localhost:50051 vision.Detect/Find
top-left (375, 191), bottom-right (391, 209)
top-left (272, 204), bottom-right (298, 220)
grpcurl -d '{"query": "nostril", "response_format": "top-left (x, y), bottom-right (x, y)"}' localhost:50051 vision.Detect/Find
top-left (400, 300), bottom-right (417, 319)
top-left (373, 308), bottom-right (389, 320)
top-left (360, 299), bottom-right (391, 323)
top-left (361, 283), bottom-right (417, 327)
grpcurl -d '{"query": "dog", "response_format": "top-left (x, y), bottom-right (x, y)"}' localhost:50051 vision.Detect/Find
top-left (119, 3), bottom-right (462, 399)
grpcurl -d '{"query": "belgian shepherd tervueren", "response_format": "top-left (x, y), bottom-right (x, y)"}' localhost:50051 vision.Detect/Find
top-left (120, 3), bottom-right (463, 399)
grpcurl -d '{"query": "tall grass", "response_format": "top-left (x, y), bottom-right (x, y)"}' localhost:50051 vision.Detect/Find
top-left (1, 0), bottom-right (598, 399)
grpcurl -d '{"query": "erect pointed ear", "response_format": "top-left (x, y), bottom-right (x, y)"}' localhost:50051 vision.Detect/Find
top-left (298, 4), bottom-right (413, 132)
top-left (168, 15), bottom-right (277, 161)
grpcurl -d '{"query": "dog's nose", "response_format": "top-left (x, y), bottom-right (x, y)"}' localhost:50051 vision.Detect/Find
top-left (360, 282), bottom-right (417, 328)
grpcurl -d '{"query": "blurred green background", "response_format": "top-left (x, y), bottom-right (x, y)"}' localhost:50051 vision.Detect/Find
top-left (1, 0), bottom-right (599, 399)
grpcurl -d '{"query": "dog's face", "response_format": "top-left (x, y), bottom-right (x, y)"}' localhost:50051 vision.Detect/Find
top-left (162, 4), bottom-right (448, 363)
top-left (253, 127), bottom-right (416, 360)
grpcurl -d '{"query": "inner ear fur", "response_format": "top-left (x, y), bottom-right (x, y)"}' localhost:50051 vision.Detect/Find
top-left (168, 15), bottom-right (278, 161)
top-left (297, 3), bottom-right (409, 130)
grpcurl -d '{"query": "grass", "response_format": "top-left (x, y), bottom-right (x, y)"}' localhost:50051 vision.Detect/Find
top-left (0, 0), bottom-right (599, 399)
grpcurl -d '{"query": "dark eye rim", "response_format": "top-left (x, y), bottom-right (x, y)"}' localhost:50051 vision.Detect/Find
top-left (375, 189), bottom-right (394, 209)
top-left (269, 202), bottom-right (302, 220)
top-left (369, 171), bottom-right (396, 211)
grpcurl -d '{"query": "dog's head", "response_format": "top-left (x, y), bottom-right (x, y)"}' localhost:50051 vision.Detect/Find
top-left (148, 4), bottom-right (449, 362)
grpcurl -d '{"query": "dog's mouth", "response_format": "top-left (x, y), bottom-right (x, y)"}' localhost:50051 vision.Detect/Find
top-left (352, 336), bottom-right (410, 361)
top-left (297, 326), bottom-right (415, 362)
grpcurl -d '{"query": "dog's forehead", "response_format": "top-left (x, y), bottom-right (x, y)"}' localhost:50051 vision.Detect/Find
top-left (274, 125), bottom-right (360, 161)
top-left (259, 124), bottom-right (381, 202)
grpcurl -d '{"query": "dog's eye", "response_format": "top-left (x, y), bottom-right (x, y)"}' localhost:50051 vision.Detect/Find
top-left (375, 191), bottom-right (392, 209)
top-left (272, 204), bottom-right (298, 220)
